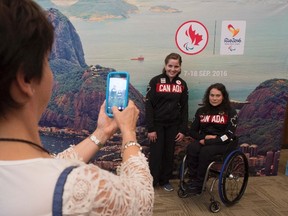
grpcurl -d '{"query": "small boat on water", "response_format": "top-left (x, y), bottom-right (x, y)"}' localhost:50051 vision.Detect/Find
top-left (130, 56), bottom-right (144, 61)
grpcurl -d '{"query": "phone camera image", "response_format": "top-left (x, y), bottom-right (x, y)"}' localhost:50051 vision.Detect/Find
top-left (105, 71), bottom-right (130, 117)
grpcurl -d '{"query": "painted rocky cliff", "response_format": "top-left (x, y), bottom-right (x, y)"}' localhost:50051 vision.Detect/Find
top-left (39, 8), bottom-right (145, 133)
top-left (236, 78), bottom-right (288, 153)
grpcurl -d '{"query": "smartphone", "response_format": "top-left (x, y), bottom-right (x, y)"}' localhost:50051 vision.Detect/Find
top-left (105, 71), bottom-right (130, 117)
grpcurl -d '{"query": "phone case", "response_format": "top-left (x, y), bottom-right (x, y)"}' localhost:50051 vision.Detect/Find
top-left (105, 71), bottom-right (130, 117)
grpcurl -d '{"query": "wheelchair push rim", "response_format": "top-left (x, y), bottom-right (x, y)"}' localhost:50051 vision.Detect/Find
top-left (218, 150), bottom-right (249, 206)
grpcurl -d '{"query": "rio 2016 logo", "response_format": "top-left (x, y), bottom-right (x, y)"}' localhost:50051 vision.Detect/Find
top-left (175, 20), bottom-right (209, 55)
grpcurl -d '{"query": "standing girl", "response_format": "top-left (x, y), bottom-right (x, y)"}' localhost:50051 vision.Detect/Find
top-left (145, 53), bottom-right (188, 191)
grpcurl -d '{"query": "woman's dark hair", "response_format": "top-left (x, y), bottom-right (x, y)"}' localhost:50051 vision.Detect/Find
top-left (202, 83), bottom-right (231, 111)
top-left (0, 0), bottom-right (54, 115)
top-left (162, 53), bottom-right (182, 74)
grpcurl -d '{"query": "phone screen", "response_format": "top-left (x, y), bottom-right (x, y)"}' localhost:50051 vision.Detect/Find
top-left (106, 72), bottom-right (129, 117)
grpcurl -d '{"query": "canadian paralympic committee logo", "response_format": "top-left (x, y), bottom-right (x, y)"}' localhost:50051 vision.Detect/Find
top-left (175, 20), bottom-right (209, 55)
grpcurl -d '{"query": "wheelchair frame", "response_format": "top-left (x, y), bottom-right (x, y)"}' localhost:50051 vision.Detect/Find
top-left (177, 149), bottom-right (249, 213)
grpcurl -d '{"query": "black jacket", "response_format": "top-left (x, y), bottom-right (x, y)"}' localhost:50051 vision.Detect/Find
top-left (189, 105), bottom-right (238, 145)
top-left (145, 73), bottom-right (188, 134)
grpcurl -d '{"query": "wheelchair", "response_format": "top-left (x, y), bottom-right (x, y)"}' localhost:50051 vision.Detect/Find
top-left (177, 143), bottom-right (249, 213)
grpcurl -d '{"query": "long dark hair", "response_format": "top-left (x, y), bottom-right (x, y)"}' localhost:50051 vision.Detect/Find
top-left (202, 83), bottom-right (231, 112)
top-left (162, 53), bottom-right (182, 74)
top-left (0, 0), bottom-right (54, 115)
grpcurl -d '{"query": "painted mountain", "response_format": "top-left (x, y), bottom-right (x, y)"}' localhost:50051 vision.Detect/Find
top-left (36, 0), bottom-right (138, 21)
top-left (236, 79), bottom-right (288, 153)
top-left (39, 8), bottom-right (145, 132)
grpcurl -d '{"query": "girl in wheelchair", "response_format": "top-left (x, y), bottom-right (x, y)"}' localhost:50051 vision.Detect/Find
top-left (185, 83), bottom-right (238, 194)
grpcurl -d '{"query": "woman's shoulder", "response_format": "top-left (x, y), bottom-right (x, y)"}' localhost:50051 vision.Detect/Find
top-left (148, 74), bottom-right (165, 85)
top-left (228, 107), bottom-right (237, 115)
top-left (177, 75), bottom-right (187, 83)
top-left (196, 106), bottom-right (206, 113)
top-left (49, 157), bottom-right (84, 171)
top-left (151, 73), bottom-right (164, 80)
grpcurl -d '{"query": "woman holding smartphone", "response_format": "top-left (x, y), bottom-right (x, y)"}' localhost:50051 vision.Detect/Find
top-left (145, 53), bottom-right (189, 192)
top-left (0, 0), bottom-right (154, 215)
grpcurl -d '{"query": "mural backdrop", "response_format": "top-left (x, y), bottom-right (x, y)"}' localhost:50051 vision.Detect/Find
top-left (36, 0), bottom-right (288, 176)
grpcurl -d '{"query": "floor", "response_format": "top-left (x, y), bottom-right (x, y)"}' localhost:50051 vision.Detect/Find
top-left (152, 149), bottom-right (288, 216)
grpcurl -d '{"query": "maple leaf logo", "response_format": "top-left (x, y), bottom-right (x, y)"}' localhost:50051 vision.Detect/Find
top-left (186, 25), bottom-right (203, 46)
top-left (175, 20), bottom-right (208, 55)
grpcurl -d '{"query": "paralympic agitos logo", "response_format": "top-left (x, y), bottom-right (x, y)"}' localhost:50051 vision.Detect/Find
top-left (175, 20), bottom-right (209, 55)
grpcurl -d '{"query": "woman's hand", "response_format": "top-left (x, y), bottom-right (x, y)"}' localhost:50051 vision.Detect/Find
top-left (205, 135), bottom-right (217, 140)
top-left (112, 100), bottom-right (139, 144)
top-left (93, 101), bottom-right (118, 143)
top-left (199, 135), bottom-right (217, 146)
top-left (148, 132), bottom-right (157, 143)
top-left (175, 132), bottom-right (185, 142)
top-left (199, 139), bottom-right (205, 145)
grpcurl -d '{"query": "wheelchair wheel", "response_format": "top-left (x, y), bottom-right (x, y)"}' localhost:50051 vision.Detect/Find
top-left (209, 201), bottom-right (221, 213)
top-left (218, 150), bottom-right (249, 206)
top-left (177, 188), bottom-right (189, 198)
